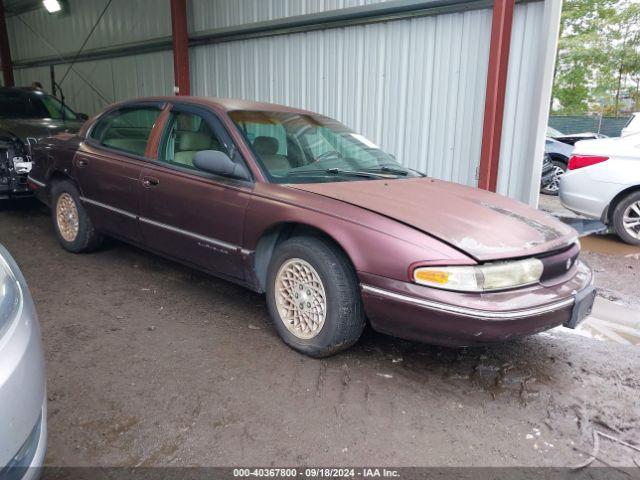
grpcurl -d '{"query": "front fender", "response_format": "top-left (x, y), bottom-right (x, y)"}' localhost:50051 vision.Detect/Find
top-left (244, 184), bottom-right (475, 285)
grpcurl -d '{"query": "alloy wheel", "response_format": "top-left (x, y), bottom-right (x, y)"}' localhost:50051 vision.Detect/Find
top-left (56, 193), bottom-right (80, 242)
top-left (545, 166), bottom-right (565, 193)
top-left (623, 201), bottom-right (640, 240)
top-left (275, 258), bottom-right (327, 339)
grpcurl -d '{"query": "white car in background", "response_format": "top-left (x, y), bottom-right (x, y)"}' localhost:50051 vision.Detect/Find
top-left (621, 112), bottom-right (640, 137)
top-left (560, 133), bottom-right (640, 245)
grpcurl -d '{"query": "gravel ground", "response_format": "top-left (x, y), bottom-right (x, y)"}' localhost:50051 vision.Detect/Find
top-left (1, 199), bottom-right (639, 468)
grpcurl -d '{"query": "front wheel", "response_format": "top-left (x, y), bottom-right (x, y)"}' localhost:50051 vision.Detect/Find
top-left (51, 180), bottom-right (103, 253)
top-left (612, 191), bottom-right (640, 245)
top-left (266, 236), bottom-right (365, 357)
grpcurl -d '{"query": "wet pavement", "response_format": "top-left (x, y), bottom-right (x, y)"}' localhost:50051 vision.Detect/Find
top-left (0, 198), bottom-right (639, 468)
top-left (540, 194), bottom-right (640, 341)
top-left (574, 297), bottom-right (640, 345)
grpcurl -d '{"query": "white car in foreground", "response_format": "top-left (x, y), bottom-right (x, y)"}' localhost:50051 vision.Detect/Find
top-left (560, 133), bottom-right (640, 245)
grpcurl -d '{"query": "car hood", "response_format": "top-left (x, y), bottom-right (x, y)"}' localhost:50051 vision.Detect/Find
top-left (0, 118), bottom-right (84, 141)
top-left (289, 178), bottom-right (577, 261)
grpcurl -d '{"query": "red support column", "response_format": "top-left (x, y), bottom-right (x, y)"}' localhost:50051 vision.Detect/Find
top-left (170, 0), bottom-right (190, 96)
top-left (0, 0), bottom-right (14, 87)
top-left (477, 0), bottom-right (515, 192)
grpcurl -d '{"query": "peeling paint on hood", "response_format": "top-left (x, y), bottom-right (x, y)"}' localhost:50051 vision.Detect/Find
top-left (289, 177), bottom-right (577, 261)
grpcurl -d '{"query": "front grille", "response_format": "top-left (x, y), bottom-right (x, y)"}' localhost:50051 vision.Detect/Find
top-left (538, 242), bottom-right (580, 282)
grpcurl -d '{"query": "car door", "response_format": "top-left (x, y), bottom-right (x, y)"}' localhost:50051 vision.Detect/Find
top-left (73, 103), bottom-right (166, 244)
top-left (138, 103), bottom-right (253, 280)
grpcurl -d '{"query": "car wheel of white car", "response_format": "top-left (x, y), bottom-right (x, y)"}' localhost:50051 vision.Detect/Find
top-left (540, 161), bottom-right (566, 196)
top-left (612, 191), bottom-right (640, 246)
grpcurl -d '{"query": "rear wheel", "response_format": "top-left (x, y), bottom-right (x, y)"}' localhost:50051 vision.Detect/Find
top-left (51, 180), bottom-right (103, 252)
top-left (266, 236), bottom-right (365, 357)
top-left (612, 191), bottom-right (640, 245)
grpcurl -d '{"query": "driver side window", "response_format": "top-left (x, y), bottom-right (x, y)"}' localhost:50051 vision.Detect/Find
top-left (160, 111), bottom-right (227, 169)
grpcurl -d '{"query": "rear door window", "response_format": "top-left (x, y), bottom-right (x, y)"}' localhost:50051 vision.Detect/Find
top-left (90, 107), bottom-right (161, 157)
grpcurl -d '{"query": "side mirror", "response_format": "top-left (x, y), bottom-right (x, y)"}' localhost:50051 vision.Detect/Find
top-left (193, 150), bottom-right (249, 180)
top-left (77, 113), bottom-right (89, 121)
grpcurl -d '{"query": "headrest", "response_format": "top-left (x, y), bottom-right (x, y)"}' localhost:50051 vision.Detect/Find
top-left (179, 132), bottom-right (211, 151)
top-left (253, 136), bottom-right (279, 156)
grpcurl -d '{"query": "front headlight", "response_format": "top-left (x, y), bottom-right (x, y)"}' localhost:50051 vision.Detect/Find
top-left (413, 258), bottom-right (544, 292)
top-left (0, 254), bottom-right (22, 338)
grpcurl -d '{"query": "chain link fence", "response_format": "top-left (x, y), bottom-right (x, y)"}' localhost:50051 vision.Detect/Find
top-left (548, 115), bottom-right (632, 137)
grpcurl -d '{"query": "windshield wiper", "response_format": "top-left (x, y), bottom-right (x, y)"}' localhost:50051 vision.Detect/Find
top-left (285, 168), bottom-right (391, 179)
top-left (366, 165), bottom-right (426, 177)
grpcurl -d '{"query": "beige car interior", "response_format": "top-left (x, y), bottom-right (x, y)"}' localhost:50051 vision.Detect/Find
top-left (252, 136), bottom-right (291, 170)
top-left (172, 132), bottom-right (223, 167)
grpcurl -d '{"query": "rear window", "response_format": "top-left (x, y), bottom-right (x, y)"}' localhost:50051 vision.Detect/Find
top-left (0, 90), bottom-right (78, 119)
top-left (0, 91), bottom-right (47, 118)
top-left (625, 113), bottom-right (640, 128)
top-left (90, 107), bottom-right (161, 156)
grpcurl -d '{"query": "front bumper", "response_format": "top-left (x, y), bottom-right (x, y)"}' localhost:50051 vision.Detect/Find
top-left (0, 245), bottom-right (47, 478)
top-left (360, 260), bottom-right (594, 347)
top-left (0, 172), bottom-right (32, 200)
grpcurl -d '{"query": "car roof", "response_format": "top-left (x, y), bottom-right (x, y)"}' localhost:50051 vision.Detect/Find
top-left (119, 96), bottom-right (319, 116)
top-left (0, 86), bottom-right (46, 95)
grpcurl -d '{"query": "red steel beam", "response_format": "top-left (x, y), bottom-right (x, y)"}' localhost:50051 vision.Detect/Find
top-left (0, 0), bottom-right (14, 87)
top-left (477, 0), bottom-right (515, 192)
top-left (170, 0), bottom-right (190, 95)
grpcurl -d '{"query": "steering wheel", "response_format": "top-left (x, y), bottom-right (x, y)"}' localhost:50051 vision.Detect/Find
top-left (312, 150), bottom-right (342, 163)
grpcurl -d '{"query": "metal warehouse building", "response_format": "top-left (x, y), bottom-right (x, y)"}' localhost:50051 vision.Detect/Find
top-left (0, 0), bottom-right (561, 205)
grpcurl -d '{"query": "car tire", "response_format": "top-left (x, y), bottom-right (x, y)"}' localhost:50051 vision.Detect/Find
top-left (540, 160), bottom-right (566, 196)
top-left (265, 236), bottom-right (365, 357)
top-left (51, 180), bottom-right (103, 253)
top-left (611, 191), bottom-right (640, 246)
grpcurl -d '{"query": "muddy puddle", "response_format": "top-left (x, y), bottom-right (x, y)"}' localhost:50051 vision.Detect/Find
top-left (571, 297), bottom-right (640, 346)
top-left (581, 234), bottom-right (640, 256)
top-left (574, 234), bottom-right (640, 345)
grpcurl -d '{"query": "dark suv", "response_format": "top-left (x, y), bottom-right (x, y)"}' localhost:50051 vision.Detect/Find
top-left (0, 87), bottom-right (87, 200)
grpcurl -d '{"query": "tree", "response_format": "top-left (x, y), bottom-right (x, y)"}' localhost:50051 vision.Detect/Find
top-left (551, 0), bottom-right (640, 116)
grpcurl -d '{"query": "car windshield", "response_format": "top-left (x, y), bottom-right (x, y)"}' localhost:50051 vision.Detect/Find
top-left (229, 110), bottom-right (422, 183)
top-left (546, 126), bottom-right (564, 137)
top-left (0, 90), bottom-right (79, 120)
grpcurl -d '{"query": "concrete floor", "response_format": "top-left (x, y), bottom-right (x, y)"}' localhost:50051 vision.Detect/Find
top-left (1, 199), bottom-right (639, 468)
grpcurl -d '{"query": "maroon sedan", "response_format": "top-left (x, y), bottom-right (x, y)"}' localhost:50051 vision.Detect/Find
top-left (27, 97), bottom-right (595, 357)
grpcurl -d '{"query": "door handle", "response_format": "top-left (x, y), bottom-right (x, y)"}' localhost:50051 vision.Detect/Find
top-left (141, 176), bottom-right (160, 188)
top-left (76, 158), bottom-right (88, 168)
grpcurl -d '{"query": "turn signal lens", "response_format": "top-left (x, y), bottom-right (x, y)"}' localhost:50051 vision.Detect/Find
top-left (413, 258), bottom-right (543, 292)
top-left (413, 270), bottom-right (450, 284)
top-left (568, 155), bottom-right (608, 170)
